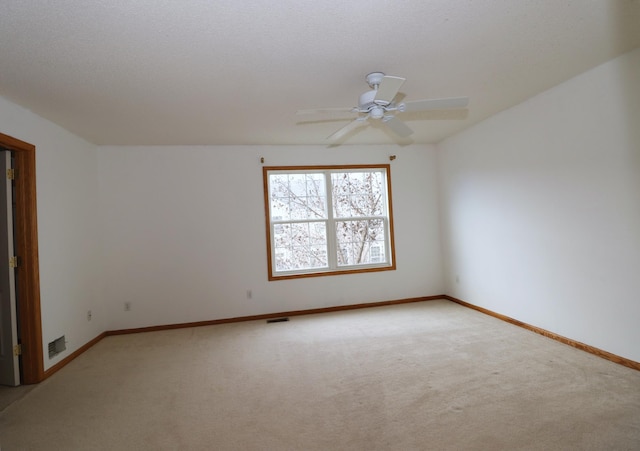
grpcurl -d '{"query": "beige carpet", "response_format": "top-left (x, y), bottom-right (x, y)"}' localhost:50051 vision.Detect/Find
top-left (1, 300), bottom-right (639, 450)
top-left (0, 385), bottom-right (34, 413)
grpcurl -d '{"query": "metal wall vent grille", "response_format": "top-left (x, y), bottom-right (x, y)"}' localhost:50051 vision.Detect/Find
top-left (266, 317), bottom-right (289, 323)
top-left (48, 335), bottom-right (66, 359)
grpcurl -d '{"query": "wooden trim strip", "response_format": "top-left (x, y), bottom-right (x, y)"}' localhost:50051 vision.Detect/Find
top-left (0, 133), bottom-right (35, 152)
top-left (43, 332), bottom-right (107, 380)
top-left (263, 164), bottom-right (392, 171)
top-left (37, 296), bottom-right (444, 379)
top-left (32, 293), bottom-right (640, 382)
top-left (0, 132), bottom-right (44, 384)
top-left (14, 149), bottom-right (43, 384)
top-left (264, 265), bottom-right (397, 281)
top-left (443, 295), bottom-right (640, 372)
top-left (106, 295), bottom-right (444, 336)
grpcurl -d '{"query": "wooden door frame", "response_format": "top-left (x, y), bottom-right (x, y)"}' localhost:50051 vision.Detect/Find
top-left (0, 132), bottom-right (43, 384)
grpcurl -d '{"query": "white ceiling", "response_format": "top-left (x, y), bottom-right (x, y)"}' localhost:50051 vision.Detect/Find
top-left (1, 0), bottom-right (639, 146)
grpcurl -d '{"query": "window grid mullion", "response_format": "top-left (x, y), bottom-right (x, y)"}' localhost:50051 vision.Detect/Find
top-left (325, 171), bottom-right (338, 270)
top-left (333, 215), bottom-right (386, 221)
top-left (271, 218), bottom-right (327, 225)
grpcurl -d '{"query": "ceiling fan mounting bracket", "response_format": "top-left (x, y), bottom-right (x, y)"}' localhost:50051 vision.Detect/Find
top-left (366, 72), bottom-right (385, 89)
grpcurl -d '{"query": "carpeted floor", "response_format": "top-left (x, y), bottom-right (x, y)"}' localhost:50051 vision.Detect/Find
top-left (1, 299), bottom-right (639, 450)
top-left (0, 384), bottom-right (34, 412)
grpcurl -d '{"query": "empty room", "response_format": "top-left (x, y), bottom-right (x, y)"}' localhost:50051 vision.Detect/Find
top-left (0, 1), bottom-right (639, 449)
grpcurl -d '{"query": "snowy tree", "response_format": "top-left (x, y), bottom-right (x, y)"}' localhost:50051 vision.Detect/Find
top-left (268, 169), bottom-right (388, 273)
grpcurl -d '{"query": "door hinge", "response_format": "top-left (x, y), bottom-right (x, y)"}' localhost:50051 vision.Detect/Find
top-left (9, 256), bottom-right (18, 268)
top-left (13, 344), bottom-right (22, 356)
top-left (6, 168), bottom-right (15, 180)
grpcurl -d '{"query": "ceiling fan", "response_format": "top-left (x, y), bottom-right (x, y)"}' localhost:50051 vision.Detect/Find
top-left (297, 72), bottom-right (469, 142)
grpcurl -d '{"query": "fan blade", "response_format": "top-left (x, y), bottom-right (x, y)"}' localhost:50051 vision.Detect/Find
top-left (297, 107), bottom-right (356, 115)
top-left (327, 118), bottom-right (367, 142)
top-left (400, 96), bottom-right (469, 113)
top-left (382, 115), bottom-right (413, 137)
top-left (374, 76), bottom-right (406, 105)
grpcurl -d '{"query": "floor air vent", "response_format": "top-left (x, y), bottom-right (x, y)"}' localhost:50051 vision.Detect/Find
top-left (48, 336), bottom-right (66, 359)
top-left (266, 317), bottom-right (289, 323)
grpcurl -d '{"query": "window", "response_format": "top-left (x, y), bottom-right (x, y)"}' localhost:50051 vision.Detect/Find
top-left (263, 165), bottom-right (396, 280)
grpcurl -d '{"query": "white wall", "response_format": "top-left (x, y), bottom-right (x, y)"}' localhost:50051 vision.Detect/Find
top-left (438, 48), bottom-right (640, 362)
top-left (6, 45), bottom-right (637, 370)
top-left (0, 96), bottom-right (104, 371)
top-left (97, 144), bottom-right (444, 330)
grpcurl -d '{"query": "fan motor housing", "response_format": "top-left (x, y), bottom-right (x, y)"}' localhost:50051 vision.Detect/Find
top-left (358, 90), bottom-right (378, 110)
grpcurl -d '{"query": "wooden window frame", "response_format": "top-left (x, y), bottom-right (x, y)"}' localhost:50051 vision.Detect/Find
top-left (263, 164), bottom-right (396, 281)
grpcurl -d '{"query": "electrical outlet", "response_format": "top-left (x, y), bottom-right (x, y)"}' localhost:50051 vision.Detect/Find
top-left (87, 310), bottom-right (92, 321)
top-left (124, 302), bottom-right (132, 311)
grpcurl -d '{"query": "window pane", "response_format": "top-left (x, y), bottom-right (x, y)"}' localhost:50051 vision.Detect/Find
top-left (332, 171), bottom-right (385, 218)
top-left (270, 173), bottom-right (327, 221)
top-left (265, 165), bottom-right (394, 279)
top-left (273, 222), bottom-right (328, 271)
top-left (288, 174), bottom-right (308, 197)
top-left (335, 219), bottom-right (386, 266)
